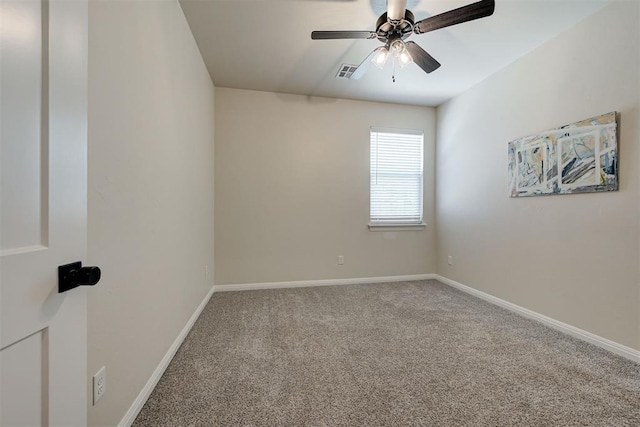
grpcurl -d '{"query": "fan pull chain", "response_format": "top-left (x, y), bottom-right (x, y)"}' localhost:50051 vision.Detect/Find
top-left (392, 57), bottom-right (396, 83)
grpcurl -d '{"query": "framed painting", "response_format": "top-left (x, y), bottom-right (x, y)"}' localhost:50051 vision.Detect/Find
top-left (508, 112), bottom-right (618, 197)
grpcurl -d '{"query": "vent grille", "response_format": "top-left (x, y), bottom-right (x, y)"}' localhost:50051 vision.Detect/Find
top-left (336, 64), bottom-right (358, 79)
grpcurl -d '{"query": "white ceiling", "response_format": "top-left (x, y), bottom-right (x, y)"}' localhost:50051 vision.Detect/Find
top-left (180, 0), bottom-right (609, 106)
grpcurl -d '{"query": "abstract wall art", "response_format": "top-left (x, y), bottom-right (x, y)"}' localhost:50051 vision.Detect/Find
top-left (508, 112), bottom-right (618, 197)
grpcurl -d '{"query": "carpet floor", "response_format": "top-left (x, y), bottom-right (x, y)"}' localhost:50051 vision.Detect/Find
top-left (133, 280), bottom-right (640, 426)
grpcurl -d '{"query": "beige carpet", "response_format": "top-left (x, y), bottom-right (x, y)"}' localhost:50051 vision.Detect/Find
top-left (133, 280), bottom-right (640, 426)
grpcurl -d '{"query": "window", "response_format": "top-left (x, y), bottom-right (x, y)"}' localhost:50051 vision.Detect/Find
top-left (369, 128), bottom-right (424, 230)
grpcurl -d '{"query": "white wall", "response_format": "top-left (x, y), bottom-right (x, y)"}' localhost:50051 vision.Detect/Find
top-left (436, 0), bottom-right (639, 350)
top-left (87, 1), bottom-right (215, 425)
top-left (215, 88), bottom-right (435, 285)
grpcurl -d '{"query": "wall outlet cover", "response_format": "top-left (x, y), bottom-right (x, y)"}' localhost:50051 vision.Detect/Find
top-left (93, 366), bottom-right (106, 405)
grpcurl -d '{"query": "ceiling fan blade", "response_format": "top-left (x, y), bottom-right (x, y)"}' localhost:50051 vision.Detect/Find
top-left (387, 0), bottom-right (407, 21)
top-left (414, 0), bottom-right (495, 34)
top-left (311, 30), bottom-right (377, 40)
top-left (405, 41), bottom-right (441, 74)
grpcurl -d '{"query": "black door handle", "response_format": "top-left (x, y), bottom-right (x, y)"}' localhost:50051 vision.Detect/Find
top-left (58, 261), bottom-right (101, 293)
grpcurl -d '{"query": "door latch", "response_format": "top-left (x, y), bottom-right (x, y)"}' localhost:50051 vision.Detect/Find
top-left (58, 261), bottom-right (101, 293)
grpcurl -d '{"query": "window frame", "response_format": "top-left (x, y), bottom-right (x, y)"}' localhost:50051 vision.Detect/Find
top-left (368, 127), bottom-right (426, 231)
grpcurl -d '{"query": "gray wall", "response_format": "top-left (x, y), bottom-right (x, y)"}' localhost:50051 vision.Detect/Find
top-left (87, 1), bottom-right (215, 425)
top-left (214, 88), bottom-right (436, 285)
top-left (436, 0), bottom-right (639, 350)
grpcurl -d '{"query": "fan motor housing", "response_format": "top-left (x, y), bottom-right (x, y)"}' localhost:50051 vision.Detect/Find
top-left (375, 10), bottom-right (415, 41)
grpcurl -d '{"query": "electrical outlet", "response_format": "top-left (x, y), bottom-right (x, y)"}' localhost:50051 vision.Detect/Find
top-left (93, 366), bottom-right (106, 405)
top-left (337, 255), bottom-right (344, 265)
top-left (447, 255), bottom-right (453, 266)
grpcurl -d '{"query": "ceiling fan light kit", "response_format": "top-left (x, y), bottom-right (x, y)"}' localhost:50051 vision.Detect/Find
top-left (391, 39), bottom-right (413, 68)
top-left (372, 46), bottom-right (390, 69)
top-left (311, 0), bottom-right (495, 81)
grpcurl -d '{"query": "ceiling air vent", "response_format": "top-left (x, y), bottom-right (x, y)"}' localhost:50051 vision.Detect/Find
top-left (336, 64), bottom-right (358, 79)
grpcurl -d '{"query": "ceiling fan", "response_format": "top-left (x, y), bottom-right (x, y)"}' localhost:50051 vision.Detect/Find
top-left (311, 0), bottom-right (495, 80)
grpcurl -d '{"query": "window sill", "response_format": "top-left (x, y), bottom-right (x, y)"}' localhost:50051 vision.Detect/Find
top-left (368, 222), bottom-right (427, 231)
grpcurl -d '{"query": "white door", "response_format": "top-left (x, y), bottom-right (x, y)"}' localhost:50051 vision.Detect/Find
top-left (0, 0), bottom-right (88, 425)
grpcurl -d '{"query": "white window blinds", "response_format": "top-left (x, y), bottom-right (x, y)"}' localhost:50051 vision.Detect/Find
top-left (370, 128), bottom-right (424, 224)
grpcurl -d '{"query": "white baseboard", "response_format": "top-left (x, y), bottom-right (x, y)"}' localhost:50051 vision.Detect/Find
top-left (434, 274), bottom-right (640, 364)
top-left (213, 274), bottom-right (436, 292)
top-left (118, 284), bottom-right (216, 427)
